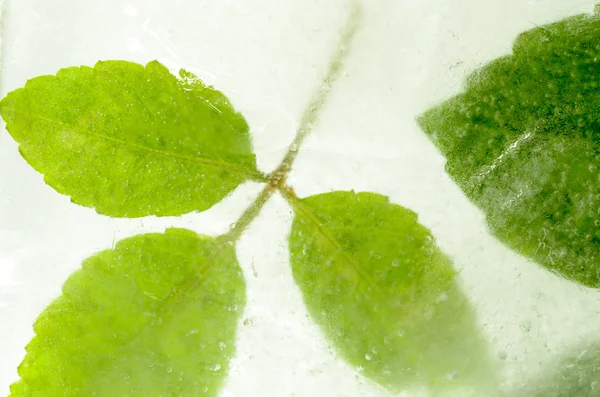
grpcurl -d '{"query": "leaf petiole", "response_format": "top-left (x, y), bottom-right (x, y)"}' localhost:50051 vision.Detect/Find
top-left (222, 1), bottom-right (362, 243)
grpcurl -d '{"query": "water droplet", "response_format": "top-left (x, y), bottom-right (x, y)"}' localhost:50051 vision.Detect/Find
top-left (391, 260), bottom-right (400, 267)
top-left (219, 342), bottom-right (226, 350)
top-left (210, 363), bottom-right (221, 372)
top-left (520, 321), bottom-right (532, 333)
top-left (371, 347), bottom-right (379, 354)
top-left (243, 318), bottom-right (254, 327)
top-left (167, 367), bottom-right (173, 373)
top-left (365, 353), bottom-right (372, 361)
top-left (397, 330), bottom-right (405, 337)
top-left (369, 251), bottom-right (382, 260)
top-left (229, 223), bottom-right (236, 230)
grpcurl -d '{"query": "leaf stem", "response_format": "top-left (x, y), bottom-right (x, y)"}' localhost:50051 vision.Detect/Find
top-left (223, 183), bottom-right (276, 242)
top-left (272, 2), bottom-right (362, 178)
top-left (224, 2), bottom-right (362, 242)
top-left (250, 169), bottom-right (271, 183)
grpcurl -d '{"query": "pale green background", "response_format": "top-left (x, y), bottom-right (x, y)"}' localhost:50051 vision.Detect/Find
top-left (1, 1), bottom-right (599, 396)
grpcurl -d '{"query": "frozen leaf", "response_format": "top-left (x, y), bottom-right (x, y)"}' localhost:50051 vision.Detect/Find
top-left (288, 191), bottom-right (494, 392)
top-left (9, 228), bottom-right (245, 397)
top-left (0, 60), bottom-right (261, 217)
top-left (518, 342), bottom-right (600, 397)
top-left (418, 9), bottom-right (600, 287)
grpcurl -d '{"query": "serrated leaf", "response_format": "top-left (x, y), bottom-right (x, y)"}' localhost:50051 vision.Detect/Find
top-left (517, 342), bottom-right (600, 397)
top-left (417, 9), bottom-right (600, 287)
top-left (0, 60), bottom-right (261, 217)
top-left (9, 228), bottom-right (245, 397)
top-left (288, 191), bottom-right (494, 392)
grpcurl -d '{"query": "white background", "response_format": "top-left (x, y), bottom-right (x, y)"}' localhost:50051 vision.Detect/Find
top-left (1, 0), bottom-right (599, 396)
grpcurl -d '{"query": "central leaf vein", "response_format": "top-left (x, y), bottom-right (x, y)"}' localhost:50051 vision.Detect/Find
top-left (4, 107), bottom-right (265, 181)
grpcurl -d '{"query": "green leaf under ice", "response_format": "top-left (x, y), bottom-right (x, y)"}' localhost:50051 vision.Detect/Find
top-left (0, 60), bottom-right (261, 218)
top-left (9, 228), bottom-right (245, 397)
top-left (288, 191), bottom-right (495, 392)
top-left (516, 341), bottom-right (600, 397)
top-left (418, 8), bottom-right (600, 287)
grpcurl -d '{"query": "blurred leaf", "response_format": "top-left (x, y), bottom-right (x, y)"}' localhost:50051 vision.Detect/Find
top-left (518, 342), bottom-right (600, 397)
top-left (418, 9), bottom-right (600, 287)
top-left (0, 60), bottom-right (261, 217)
top-left (9, 228), bottom-right (245, 397)
top-left (288, 191), bottom-right (494, 392)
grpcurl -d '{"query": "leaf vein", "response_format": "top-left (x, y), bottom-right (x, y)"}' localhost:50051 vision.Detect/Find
top-left (283, 190), bottom-right (385, 297)
top-left (3, 107), bottom-right (264, 180)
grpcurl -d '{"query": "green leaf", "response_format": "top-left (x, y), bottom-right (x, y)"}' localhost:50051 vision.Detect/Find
top-left (288, 191), bottom-right (494, 393)
top-left (417, 9), bottom-right (600, 287)
top-left (9, 228), bottom-right (245, 397)
top-left (517, 342), bottom-right (600, 397)
top-left (0, 60), bottom-right (261, 217)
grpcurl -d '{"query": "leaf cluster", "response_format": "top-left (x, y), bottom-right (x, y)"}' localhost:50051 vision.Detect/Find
top-left (3, 4), bottom-right (600, 397)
